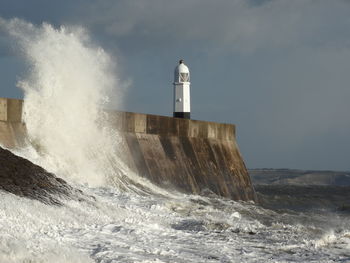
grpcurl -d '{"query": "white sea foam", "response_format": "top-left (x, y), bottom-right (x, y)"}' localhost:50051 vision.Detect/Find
top-left (0, 186), bottom-right (349, 263)
top-left (2, 18), bottom-right (128, 187)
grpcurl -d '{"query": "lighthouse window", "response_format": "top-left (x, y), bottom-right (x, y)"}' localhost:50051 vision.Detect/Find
top-left (180, 73), bottom-right (189, 82)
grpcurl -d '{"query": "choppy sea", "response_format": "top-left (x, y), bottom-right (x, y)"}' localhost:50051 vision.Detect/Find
top-left (0, 177), bottom-right (349, 263)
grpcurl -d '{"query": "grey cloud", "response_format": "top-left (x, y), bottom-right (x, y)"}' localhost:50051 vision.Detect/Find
top-left (0, 36), bottom-right (13, 57)
top-left (83, 0), bottom-right (350, 53)
top-left (236, 46), bottom-right (350, 169)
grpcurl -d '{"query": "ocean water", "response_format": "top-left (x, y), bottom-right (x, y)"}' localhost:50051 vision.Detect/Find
top-left (0, 18), bottom-right (349, 262)
top-left (0, 182), bottom-right (349, 262)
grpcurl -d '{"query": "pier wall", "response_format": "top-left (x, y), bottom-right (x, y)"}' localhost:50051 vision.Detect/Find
top-left (0, 97), bottom-right (257, 201)
top-left (0, 98), bottom-right (26, 149)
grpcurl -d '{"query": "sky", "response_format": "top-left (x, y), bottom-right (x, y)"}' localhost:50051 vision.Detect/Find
top-left (0, 0), bottom-right (350, 171)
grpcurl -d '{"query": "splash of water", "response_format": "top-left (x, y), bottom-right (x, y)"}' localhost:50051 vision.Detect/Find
top-left (2, 18), bottom-right (127, 187)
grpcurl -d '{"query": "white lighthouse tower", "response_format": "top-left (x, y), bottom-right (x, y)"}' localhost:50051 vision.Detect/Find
top-left (173, 59), bottom-right (191, 119)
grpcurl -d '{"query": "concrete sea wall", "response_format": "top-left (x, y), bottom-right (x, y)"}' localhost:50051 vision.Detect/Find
top-left (0, 98), bottom-right (27, 149)
top-left (0, 97), bottom-right (257, 201)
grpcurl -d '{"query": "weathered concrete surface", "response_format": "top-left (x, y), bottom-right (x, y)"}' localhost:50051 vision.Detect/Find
top-left (0, 146), bottom-right (73, 205)
top-left (0, 121), bottom-right (27, 149)
top-left (0, 98), bottom-right (26, 149)
top-left (109, 112), bottom-right (257, 201)
top-left (0, 97), bottom-right (23, 122)
top-left (0, 97), bottom-right (257, 201)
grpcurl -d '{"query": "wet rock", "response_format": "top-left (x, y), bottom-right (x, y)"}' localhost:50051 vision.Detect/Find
top-left (171, 219), bottom-right (206, 232)
top-left (0, 146), bottom-right (72, 205)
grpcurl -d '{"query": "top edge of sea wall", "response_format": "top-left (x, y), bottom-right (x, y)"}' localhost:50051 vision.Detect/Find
top-left (0, 97), bottom-right (235, 140)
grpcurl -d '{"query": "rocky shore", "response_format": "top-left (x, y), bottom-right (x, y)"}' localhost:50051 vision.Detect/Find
top-left (0, 146), bottom-right (74, 205)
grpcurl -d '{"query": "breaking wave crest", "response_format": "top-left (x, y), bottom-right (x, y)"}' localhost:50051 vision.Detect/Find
top-left (1, 18), bottom-right (142, 190)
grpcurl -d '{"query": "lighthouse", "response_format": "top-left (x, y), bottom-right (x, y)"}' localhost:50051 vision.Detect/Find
top-left (173, 60), bottom-right (191, 119)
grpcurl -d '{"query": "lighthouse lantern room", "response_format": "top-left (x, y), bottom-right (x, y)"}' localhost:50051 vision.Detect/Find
top-left (173, 59), bottom-right (191, 119)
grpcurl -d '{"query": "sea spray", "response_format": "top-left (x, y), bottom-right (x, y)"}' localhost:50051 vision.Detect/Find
top-left (2, 18), bottom-right (128, 187)
top-left (0, 18), bottom-right (184, 198)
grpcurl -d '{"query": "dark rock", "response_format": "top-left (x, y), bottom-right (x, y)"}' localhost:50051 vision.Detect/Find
top-left (171, 219), bottom-right (206, 232)
top-left (0, 146), bottom-right (73, 205)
